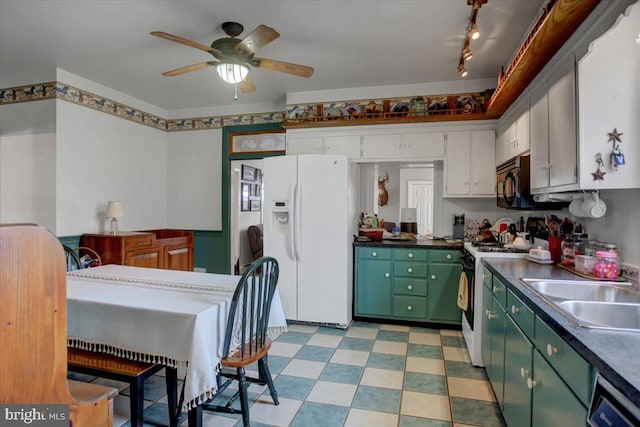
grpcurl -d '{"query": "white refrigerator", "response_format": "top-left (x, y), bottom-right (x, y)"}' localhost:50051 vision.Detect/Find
top-left (263, 154), bottom-right (359, 327)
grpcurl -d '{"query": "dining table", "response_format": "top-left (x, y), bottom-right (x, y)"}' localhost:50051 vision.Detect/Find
top-left (66, 264), bottom-right (287, 426)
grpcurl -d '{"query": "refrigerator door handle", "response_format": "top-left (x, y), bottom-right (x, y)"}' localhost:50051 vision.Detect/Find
top-left (286, 184), bottom-right (296, 261)
top-left (294, 184), bottom-right (302, 261)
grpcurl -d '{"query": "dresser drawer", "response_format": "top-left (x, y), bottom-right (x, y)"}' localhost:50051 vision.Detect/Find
top-left (394, 262), bottom-right (428, 278)
top-left (507, 289), bottom-right (534, 338)
top-left (124, 235), bottom-right (153, 250)
top-left (393, 278), bottom-right (427, 297)
top-left (394, 248), bottom-right (428, 262)
top-left (534, 316), bottom-right (592, 406)
top-left (430, 250), bottom-right (461, 263)
top-left (393, 296), bottom-right (427, 319)
top-left (491, 277), bottom-right (508, 309)
top-left (357, 247), bottom-right (392, 260)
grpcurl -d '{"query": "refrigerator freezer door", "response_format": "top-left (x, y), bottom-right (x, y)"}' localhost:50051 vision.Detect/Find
top-left (264, 155), bottom-right (299, 320)
top-left (296, 155), bottom-right (350, 325)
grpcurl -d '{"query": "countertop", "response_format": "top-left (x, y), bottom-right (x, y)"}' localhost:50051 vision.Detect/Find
top-left (353, 238), bottom-right (463, 250)
top-left (484, 258), bottom-right (640, 407)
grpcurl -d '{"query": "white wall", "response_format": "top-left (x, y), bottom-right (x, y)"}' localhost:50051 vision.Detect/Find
top-left (167, 129), bottom-right (222, 230)
top-left (56, 100), bottom-right (168, 235)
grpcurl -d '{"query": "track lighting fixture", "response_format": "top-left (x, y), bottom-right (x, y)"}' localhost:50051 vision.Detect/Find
top-left (457, 0), bottom-right (486, 77)
top-left (458, 60), bottom-right (468, 77)
top-left (469, 19), bottom-right (480, 40)
top-left (462, 40), bottom-right (473, 61)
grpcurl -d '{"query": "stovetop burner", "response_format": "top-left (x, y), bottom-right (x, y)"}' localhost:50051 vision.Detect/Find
top-left (471, 241), bottom-right (530, 253)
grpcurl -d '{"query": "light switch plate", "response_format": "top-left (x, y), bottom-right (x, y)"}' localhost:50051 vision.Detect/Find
top-left (621, 263), bottom-right (639, 283)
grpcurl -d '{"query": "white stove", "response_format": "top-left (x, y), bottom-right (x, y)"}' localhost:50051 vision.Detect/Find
top-left (462, 242), bottom-right (529, 367)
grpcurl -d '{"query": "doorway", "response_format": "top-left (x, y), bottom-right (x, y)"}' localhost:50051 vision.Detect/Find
top-left (407, 180), bottom-right (434, 235)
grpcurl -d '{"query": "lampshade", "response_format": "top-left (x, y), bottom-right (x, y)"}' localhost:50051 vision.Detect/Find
top-left (106, 201), bottom-right (125, 218)
top-left (216, 63), bottom-right (249, 84)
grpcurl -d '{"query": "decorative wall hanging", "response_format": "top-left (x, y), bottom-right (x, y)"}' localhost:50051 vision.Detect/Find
top-left (592, 153), bottom-right (607, 181)
top-left (378, 173), bottom-right (390, 206)
top-left (607, 128), bottom-right (625, 171)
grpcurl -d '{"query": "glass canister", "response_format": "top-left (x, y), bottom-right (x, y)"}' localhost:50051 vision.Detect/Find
top-left (573, 233), bottom-right (588, 257)
top-left (593, 250), bottom-right (621, 279)
top-left (585, 240), bottom-right (599, 257)
top-left (561, 234), bottom-right (575, 266)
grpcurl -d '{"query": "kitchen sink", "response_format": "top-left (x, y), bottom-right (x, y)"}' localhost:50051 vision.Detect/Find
top-left (519, 278), bottom-right (640, 331)
top-left (519, 279), bottom-right (640, 303)
top-left (558, 300), bottom-right (640, 332)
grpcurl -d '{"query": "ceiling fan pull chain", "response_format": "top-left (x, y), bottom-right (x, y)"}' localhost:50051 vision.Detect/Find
top-left (234, 83), bottom-right (239, 101)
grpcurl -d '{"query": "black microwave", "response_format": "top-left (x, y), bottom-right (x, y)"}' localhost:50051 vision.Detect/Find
top-left (496, 155), bottom-right (564, 210)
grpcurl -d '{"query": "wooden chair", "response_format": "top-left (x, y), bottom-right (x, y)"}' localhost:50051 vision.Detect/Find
top-left (0, 224), bottom-right (117, 427)
top-left (62, 243), bottom-right (179, 427)
top-left (201, 256), bottom-right (280, 427)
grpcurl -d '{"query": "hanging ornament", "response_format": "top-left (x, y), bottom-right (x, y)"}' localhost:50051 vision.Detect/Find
top-left (592, 153), bottom-right (606, 181)
top-left (607, 128), bottom-right (625, 171)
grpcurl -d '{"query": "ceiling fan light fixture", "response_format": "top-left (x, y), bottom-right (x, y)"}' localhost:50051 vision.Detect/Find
top-left (216, 63), bottom-right (249, 84)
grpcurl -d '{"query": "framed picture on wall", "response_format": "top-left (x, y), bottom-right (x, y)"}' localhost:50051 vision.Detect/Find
top-left (254, 183), bottom-right (261, 197)
top-left (241, 165), bottom-right (255, 182)
top-left (241, 183), bottom-right (251, 211)
top-left (250, 200), bottom-right (261, 211)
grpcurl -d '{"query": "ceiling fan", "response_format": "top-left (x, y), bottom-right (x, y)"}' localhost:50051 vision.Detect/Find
top-left (151, 22), bottom-right (314, 95)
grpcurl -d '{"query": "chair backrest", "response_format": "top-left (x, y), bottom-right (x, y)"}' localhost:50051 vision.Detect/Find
top-left (0, 226), bottom-right (94, 416)
top-left (246, 224), bottom-right (263, 261)
top-left (63, 244), bottom-right (83, 271)
top-left (222, 256), bottom-right (279, 359)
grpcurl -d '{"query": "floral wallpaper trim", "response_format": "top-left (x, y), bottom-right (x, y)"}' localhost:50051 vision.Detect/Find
top-left (0, 81), bottom-right (285, 131)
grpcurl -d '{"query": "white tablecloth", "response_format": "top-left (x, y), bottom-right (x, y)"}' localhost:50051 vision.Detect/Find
top-left (66, 265), bottom-right (287, 411)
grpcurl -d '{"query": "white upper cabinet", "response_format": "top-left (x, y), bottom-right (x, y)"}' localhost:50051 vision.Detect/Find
top-left (361, 134), bottom-right (402, 159)
top-left (402, 132), bottom-right (445, 159)
top-left (286, 136), bottom-right (324, 155)
top-left (498, 99), bottom-right (530, 163)
top-left (529, 86), bottom-right (550, 190)
top-left (324, 135), bottom-right (362, 158)
top-left (445, 130), bottom-right (495, 197)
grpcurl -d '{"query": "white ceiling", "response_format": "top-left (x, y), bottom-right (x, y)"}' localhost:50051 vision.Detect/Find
top-left (0, 0), bottom-right (546, 111)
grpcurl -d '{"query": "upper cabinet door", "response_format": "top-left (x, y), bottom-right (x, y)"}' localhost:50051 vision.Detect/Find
top-left (515, 102), bottom-right (530, 154)
top-left (361, 134), bottom-right (402, 159)
top-left (548, 59), bottom-right (577, 188)
top-left (470, 130), bottom-right (496, 196)
top-left (286, 136), bottom-right (324, 155)
top-left (529, 87), bottom-right (550, 190)
top-left (402, 132), bottom-right (445, 160)
top-left (445, 131), bottom-right (470, 196)
top-left (324, 135), bottom-right (361, 159)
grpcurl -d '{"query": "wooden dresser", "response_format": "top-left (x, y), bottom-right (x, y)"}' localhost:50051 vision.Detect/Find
top-left (80, 229), bottom-right (194, 271)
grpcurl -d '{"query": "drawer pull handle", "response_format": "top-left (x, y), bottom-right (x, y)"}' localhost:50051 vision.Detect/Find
top-left (137, 242), bottom-right (144, 245)
top-left (520, 367), bottom-right (529, 378)
top-left (511, 305), bottom-right (520, 314)
top-left (526, 378), bottom-right (537, 389)
top-left (407, 268), bottom-right (413, 273)
top-left (546, 344), bottom-right (558, 357)
top-left (431, 274), bottom-right (436, 280)
top-left (407, 285), bottom-right (413, 290)
top-left (446, 254), bottom-right (452, 260)
top-left (384, 273), bottom-right (390, 278)
top-left (408, 253), bottom-right (413, 258)
top-left (372, 252), bottom-right (377, 257)
top-left (407, 305), bottom-right (413, 311)
top-left (493, 286), bottom-right (501, 293)
top-left (482, 273), bottom-right (486, 280)
top-left (487, 311), bottom-right (494, 319)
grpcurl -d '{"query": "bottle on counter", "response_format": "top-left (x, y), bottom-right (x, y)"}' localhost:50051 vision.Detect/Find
top-left (561, 234), bottom-right (575, 266)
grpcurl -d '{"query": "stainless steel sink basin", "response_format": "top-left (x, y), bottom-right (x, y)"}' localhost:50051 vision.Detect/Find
top-left (558, 300), bottom-right (640, 332)
top-left (519, 278), bottom-right (640, 331)
top-left (520, 279), bottom-right (640, 303)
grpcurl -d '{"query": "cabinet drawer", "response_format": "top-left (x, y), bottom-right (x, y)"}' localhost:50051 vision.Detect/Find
top-left (483, 267), bottom-right (492, 288)
top-left (491, 277), bottom-right (508, 309)
top-left (394, 248), bottom-right (428, 262)
top-left (357, 247), bottom-right (392, 260)
top-left (507, 289), bottom-right (534, 338)
top-left (124, 235), bottom-right (153, 250)
top-left (394, 262), bottom-right (428, 278)
top-left (534, 316), bottom-right (592, 406)
top-left (393, 278), bottom-right (427, 297)
top-left (430, 250), bottom-right (461, 263)
top-left (393, 296), bottom-right (427, 319)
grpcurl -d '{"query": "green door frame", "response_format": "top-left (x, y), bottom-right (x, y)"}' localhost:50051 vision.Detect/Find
top-left (220, 123), bottom-right (285, 274)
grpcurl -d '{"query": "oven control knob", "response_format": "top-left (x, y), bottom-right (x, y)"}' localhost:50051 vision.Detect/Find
top-left (408, 253), bottom-right (413, 258)
top-left (407, 285), bottom-right (413, 290)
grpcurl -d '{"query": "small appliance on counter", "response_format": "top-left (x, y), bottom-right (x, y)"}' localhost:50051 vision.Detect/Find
top-left (453, 213), bottom-right (465, 240)
top-left (400, 208), bottom-right (417, 234)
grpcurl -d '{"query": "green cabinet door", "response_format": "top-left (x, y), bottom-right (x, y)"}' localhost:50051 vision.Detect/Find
top-left (355, 258), bottom-right (392, 317)
top-left (503, 316), bottom-right (533, 427)
top-left (426, 263), bottom-right (462, 324)
top-left (489, 295), bottom-right (506, 408)
top-left (531, 350), bottom-right (587, 427)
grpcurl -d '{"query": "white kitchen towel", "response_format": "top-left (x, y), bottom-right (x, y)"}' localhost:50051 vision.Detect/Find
top-left (457, 272), bottom-right (468, 311)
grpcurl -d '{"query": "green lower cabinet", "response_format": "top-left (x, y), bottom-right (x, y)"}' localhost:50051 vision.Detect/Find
top-left (503, 316), bottom-right (533, 427)
top-left (355, 258), bottom-right (392, 317)
top-left (426, 263), bottom-right (463, 323)
top-left (489, 295), bottom-right (506, 407)
top-left (531, 350), bottom-right (587, 427)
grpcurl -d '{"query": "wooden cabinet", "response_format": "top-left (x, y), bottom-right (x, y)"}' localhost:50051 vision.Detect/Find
top-left (445, 130), bottom-right (496, 197)
top-left (80, 229), bottom-right (194, 271)
top-left (354, 246), bottom-right (462, 325)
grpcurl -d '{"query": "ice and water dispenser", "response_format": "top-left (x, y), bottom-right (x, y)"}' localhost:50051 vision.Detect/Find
top-left (271, 200), bottom-right (290, 233)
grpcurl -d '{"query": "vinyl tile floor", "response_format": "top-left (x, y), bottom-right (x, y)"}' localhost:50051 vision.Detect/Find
top-left (68, 321), bottom-right (505, 427)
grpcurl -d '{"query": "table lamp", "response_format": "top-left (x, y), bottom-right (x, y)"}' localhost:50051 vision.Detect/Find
top-left (106, 201), bottom-right (125, 235)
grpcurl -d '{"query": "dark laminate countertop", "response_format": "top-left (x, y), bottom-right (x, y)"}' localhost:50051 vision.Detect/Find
top-left (353, 239), bottom-right (463, 250)
top-left (484, 258), bottom-right (640, 407)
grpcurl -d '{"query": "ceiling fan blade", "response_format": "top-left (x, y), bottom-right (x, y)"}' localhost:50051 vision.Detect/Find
top-left (239, 75), bottom-right (257, 93)
top-left (151, 31), bottom-right (221, 54)
top-left (252, 58), bottom-right (314, 78)
top-left (162, 61), bottom-right (217, 76)
top-left (234, 25), bottom-right (280, 55)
